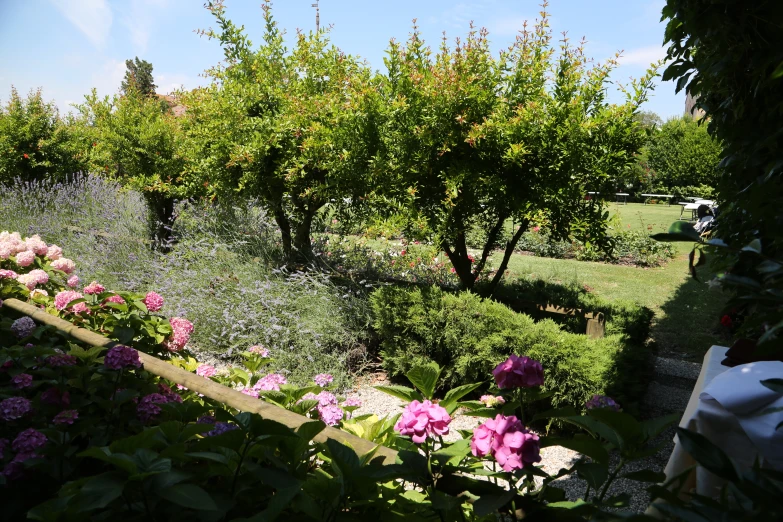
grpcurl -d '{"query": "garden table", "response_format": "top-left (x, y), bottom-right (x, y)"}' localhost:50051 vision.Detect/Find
top-left (641, 193), bottom-right (675, 205)
top-left (654, 346), bottom-right (783, 506)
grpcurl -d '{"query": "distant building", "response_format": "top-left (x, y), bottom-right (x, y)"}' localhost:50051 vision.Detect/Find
top-left (685, 92), bottom-right (706, 120)
top-left (156, 94), bottom-right (187, 117)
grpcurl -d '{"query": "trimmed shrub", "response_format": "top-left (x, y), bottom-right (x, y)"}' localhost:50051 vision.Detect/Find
top-left (492, 278), bottom-right (654, 345)
top-left (371, 285), bottom-right (651, 412)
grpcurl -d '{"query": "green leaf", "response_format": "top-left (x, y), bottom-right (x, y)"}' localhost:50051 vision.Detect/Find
top-left (676, 427), bottom-right (738, 481)
top-left (586, 409), bottom-right (642, 450)
top-left (640, 413), bottom-right (680, 441)
top-left (541, 436), bottom-right (609, 464)
top-left (159, 484), bottom-right (217, 511)
top-left (741, 239), bottom-right (762, 254)
top-left (575, 462), bottom-right (608, 490)
top-left (472, 489), bottom-right (517, 517)
top-left (296, 420), bottom-right (326, 442)
top-left (532, 406), bottom-right (579, 421)
top-left (186, 451), bottom-right (231, 466)
top-left (74, 471), bottom-right (126, 511)
top-left (431, 439), bottom-right (471, 466)
top-left (405, 362), bottom-right (441, 399)
top-left (326, 439), bottom-right (361, 476)
top-left (113, 326), bottom-right (136, 344)
top-left (622, 469), bottom-right (666, 483)
top-left (439, 382), bottom-right (483, 411)
top-left (651, 221), bottom-right (702, 243)
top-left (374, 385), bottom-right (422, 403)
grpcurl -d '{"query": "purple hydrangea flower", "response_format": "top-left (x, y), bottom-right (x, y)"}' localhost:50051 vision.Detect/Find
top-left (53, 410), bottom-right (79, 425)
top-left (585, 395), bottom-right (621, 412)
top-left (343, 397), bottom-right (362, 408)
top-left (137, 393), bottom-right (169, 422)
top-left (41, 387), bottom-right (69, 406)
top-left (12, 428), bottom-right (47, 453)
top-left (207, 422), bottom-right (240, 437)
top-left (318, 405), bottom-right (344, 426)
top-left (46, 354), bottom-right (78, 367)
top-left (314, 373), bottom-right (334, 387)
top-left (11, 373), bottom-right (32, 389)
top-left (104, 345), bottom-right (142, 370)
top-left (197, 414), bottom-right (216, 425)
top-left (10, 317), bottom-right (36, 339)
top-left (0, 397), bottom-right (32, 421)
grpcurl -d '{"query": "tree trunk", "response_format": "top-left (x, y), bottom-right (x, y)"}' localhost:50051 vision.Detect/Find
top-left (293, 211), bottom-right (315, 262)
top-left (145, 192), bottom-right (176, 251)
top-left (273, 208), bottom-right (292, 259)
top-left (486, 218), bottom-right (529, 295)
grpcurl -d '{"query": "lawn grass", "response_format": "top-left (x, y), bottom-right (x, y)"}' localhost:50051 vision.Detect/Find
top-left (494, 202), bottom-right (730, 360)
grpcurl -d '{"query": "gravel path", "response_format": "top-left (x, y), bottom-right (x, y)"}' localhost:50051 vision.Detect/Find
top-left (348, 356), bottom-right (701, 514)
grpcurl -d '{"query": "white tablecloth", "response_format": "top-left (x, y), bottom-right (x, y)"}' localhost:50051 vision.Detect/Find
top-left (660, 346), bottom-right (783, 499)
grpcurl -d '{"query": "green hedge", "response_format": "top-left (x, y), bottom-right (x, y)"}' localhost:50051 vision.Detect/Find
top-left (491, 278), bottom-right (654, 345)
top-left (371, 286), bottom-right (652, 413)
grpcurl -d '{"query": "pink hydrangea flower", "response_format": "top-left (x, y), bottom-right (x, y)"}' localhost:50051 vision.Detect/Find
top-left (104, 345), bottom-right (142, 370)
top-left (0, 242), bottom-right (12, 259)
top-left (241, 388), bottom-right (259, 398)
top-left (53, 410), bottom-right (79, 425)
top-left (318, 404), bottom-right (344, 426)
top-left (0, 397), bottom-right (32, 421)
top-left (66, 275), bottom-right (79, 288)
top-left (54, 290), bottom-right (83, 311)
top-left (71, 302), bottom-right (90, 314)
top-left (12, 428), bottom-right (47, 453)
top-left (470, 414), bottom-right (541, 471)
top-left (165, 317), bottom-right (194, 352)
top-left (16, 273), bottom-right (37, 290)
top-left (252, 373), bottom-right (287, 392)
top-left (30, 289), bottom-right (48, 300)
top-left (314, 373), bottom-right (333, 387)
top-left (143, 291), bottom-right (164, 312)
top-left (0, 269), bottom-right (18, 279)
top-left (14, 250), bottom-right (35, 267)
top-left (492, 355), bottom-right (544, 389)
top-left (11, 374), bottom-right (32, 389)
top-left (343, 397), bottom-right (362, 408)
top-left (196, 364), bottom-right (217, 378)
top-left (51, 258), bottom-right (76, 274)
top-left (104, 294), bottom-right (125, 305)
top-left (394, 400), bottom-right (451, 443)
top-left (46, 244), bottom-right (63, 260)
top-left (83, 281), bottom-right (105, 295)
top-left (479, 395), bottom-right (506, 407)
top-left (25, 235), bottom-right (48, 255)
top-left (248, 345), bottom-right (269, 357)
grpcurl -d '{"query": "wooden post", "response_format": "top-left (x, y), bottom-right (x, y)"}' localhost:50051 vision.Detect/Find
top-left (586, 312), bottom-right (606, 339)
top-left (3, 298), bottom-right (398, 464)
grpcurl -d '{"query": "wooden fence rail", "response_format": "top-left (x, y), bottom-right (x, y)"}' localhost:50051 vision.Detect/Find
top-left (3, 298), bottom-right (398, 464)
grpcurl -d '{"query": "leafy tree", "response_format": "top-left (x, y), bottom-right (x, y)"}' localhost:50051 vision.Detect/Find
top-left (121, 57), bottom-right (157, 97)
top-left (75, 89), bottom-right (185, 244)
top-left (181, 1), bottom-right (378, 261)
top-left (661, 0), bottom-right (783, 349)
top-left (378, 10), bottom-right (657, 292)
top-left (645, 115), bottom-right (722, 190)
top-left (633, 110), bottom-right (662, 130)
top-left (0, 88), bottom-right (88, 183)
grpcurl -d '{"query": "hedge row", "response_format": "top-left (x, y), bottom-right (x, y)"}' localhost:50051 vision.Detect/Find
top-left (371, 286), bottom-right (653, 413)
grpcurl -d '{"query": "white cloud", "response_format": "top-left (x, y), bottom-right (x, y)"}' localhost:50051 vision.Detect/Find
top-left (90, 59), bottom-right (127, 98)
top-left (155, 72), bottom-right (202, 95)
top-left (118, 0), bottom-right (170, 54)
top-left (50, 0), bottom-right (113, 49)
top-left (617, 45), bottom-right (667, 67)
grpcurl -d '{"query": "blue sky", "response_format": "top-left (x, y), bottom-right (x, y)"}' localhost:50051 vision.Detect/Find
top-left (0, 0), bottom-right (683, 119)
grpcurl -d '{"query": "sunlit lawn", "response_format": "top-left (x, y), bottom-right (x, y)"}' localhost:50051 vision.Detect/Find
top-left (496, 203), bottom-right (730, 360)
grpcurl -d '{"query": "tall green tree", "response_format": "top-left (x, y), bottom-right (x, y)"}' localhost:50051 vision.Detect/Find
top-left (378, 10), bottom-right (657, 292)
top-left (121, 57), bottom-right (157, 97)
top-left (181, 1), bottom-right (378, 261)
top-left (0, 87), bottom-right (87, 183)
top-left (76, 89), bottom-right (185, 244)
top-left (662, 0), bottom-right (783, 348)
top-left (645, 115), bottom-right (722, 190)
